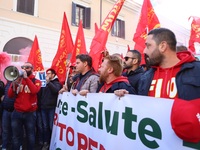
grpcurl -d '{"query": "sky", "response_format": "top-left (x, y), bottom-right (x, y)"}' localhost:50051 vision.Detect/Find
top-left (131, 0), bottom-right (200, 29)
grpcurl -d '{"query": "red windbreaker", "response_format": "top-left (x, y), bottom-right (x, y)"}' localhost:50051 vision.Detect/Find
top-left (149, 51), bottom-right (196, 99)
top-left (8, 74), bottom-right (41, 112)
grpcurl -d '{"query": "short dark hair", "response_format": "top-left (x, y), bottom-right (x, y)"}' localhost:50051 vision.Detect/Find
top-left (76, 54), bottom-right (92, 68)
top-left (148, 28), bottom-right (177, 51)
top-left (176, 45), bottom-right (188, 52)
top-left (46, 68), bottom-right (56, 75)
top-left (25, 62), bottom-right (33, 69)
top-left (128, 50), bottom-right (142, 64)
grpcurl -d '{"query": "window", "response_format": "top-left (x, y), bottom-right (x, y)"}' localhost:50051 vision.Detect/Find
top-left (3, 37), bottom-right (32, 63)
top-left (111, 19), bottom-right (125, 39)
top-left (72, 2), bottom-right (91, 29)
top-left (17, 0), bottom-right (35, 15)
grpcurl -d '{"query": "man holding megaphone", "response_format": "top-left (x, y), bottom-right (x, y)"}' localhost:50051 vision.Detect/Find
top-left (7, 62), bottom-right (42, 150)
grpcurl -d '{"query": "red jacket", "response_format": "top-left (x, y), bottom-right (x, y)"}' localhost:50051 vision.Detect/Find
top-left (8, 74), bottom-right (41, 112)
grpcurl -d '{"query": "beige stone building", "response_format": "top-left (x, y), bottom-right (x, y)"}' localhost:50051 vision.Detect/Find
top-left (0, 0), bottom-right (190, 68)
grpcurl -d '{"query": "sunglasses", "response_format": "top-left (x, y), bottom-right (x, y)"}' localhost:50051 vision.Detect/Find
top-left (124, 56), bottom-right (136, 61)
top-left (21, 66), bottom-right (32, 69)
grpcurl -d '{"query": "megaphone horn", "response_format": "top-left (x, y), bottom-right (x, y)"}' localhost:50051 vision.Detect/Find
top-left (3, 66), bottom-right (23, 81)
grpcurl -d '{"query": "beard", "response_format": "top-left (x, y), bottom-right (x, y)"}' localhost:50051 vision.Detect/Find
top-left (123, 63), bottom-right (132, 70)
top-left (26, 70), bottom-right (32, 76)
top-left (99, 71), bottom-right (109, 84)
top-left (145, 48), bottom-right (163, 67)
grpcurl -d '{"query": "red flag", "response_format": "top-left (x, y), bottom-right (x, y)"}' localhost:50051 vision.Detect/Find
top-left (188, 16), bottom-right (200, 53)
top-left (133, 0), bottom-right (160, 64)
top-left (70, 20), bottom-right (86, 64)
top-left (89, 0), bottom-right (125, 71)
top-left (94, 23), bottom-right (99, 34)
top-left (51, 12), bottom-right (74, 84)
top-left (127, 45), bottom-right (130, 51)
top-left (28, 35), bottom-right (44, 71)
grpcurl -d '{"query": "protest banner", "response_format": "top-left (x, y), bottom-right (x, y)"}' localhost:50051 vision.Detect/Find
top-left (50, 93), bottom-right (199, 150)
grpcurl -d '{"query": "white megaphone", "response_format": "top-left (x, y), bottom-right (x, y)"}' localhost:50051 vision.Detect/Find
top-left (3, 66), bottom-right (23, 81)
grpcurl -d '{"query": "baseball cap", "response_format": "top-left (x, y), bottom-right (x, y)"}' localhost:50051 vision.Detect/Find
top-left (171, 98), bottom-right (200, 143)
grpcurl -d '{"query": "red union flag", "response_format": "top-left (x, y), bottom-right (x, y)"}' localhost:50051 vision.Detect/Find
top-left (89, 0), bottom-right (125, 71)
top-left (51, 12), bottom-right (74, 84)
top-left (188, 16), bottom-right (200, 53)
top-left (28, 35), bottom-right (44, 71)
top-left (70, 20), bottom-right (86, 64)
top-left (133, 0), bottom-right (160, 64)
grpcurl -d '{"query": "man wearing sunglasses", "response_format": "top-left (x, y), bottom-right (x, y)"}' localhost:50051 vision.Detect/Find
top-left (123, 50), bottom-right (144, 94)
top-left (8, 62), bottom-right (42, 150)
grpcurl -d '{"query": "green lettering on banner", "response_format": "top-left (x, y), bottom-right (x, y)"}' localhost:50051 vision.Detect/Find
top-left (89, 107), bottom-right (97, 127)
top-left (77, 101), bottom-right (88, 123)
top-left (183, 141), bottom-right (200, 149)
top-left (122, 107), bottom-right (137, 140)
top-left (105, 110), bottom-right (119, 135)
top-left (57, 98), bottom-right (62, 108)
top-left (98, 102), bottom-right (103, 129)
top-left (138, 118), bottom-right (161, 149)
top-left (62, 102), bottom-right (68, 116)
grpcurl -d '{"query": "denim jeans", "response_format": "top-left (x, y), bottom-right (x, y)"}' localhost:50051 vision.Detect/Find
top-left (2, 110), bottom-right (12, 149)
top-left (41, 108), bottom-right (55, 143)
top-left (36, 110), bottom-right (44, 144)
top-left (11, 110), bottom-right (36, 150)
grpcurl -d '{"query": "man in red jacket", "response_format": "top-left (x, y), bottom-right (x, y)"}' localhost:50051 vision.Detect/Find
top-left (97, 55), bottom-right (136, 94)
top-left (8, 62), bottom-right (41, 150)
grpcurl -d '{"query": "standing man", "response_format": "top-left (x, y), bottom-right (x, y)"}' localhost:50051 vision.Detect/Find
top-left (37, 68), bottom-right (62, 150)
top-left (69, 54), bottom-right (99, 96)
top-left (97, 55), bottom-right (136, 94)
top-left (8, 62), bottom-right (41, 150)
top-left (123, 50), bottom-right (144, 93)
top-left (138, 27), bottom-right (200, 100)
top-left (118, 28), bottom-right (200, 99)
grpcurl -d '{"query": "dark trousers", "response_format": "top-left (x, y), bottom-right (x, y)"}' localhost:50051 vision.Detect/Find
top-left (2, 109), bottom-right (13, 149)
top-left (11, 110), bottom-right (36, 150)
top-left (41, 108), bottom-right (55, 144)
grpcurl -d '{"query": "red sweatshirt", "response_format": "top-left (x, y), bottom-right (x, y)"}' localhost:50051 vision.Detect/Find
top-left (8, 74), bottom-right (41, 112)
top-left (148, 51), bottom-right (196, 99)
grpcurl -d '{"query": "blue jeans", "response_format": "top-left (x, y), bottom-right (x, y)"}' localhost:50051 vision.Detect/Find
top-left (2, 110), bottom-right (12, 149)
top-left (36, 110), bottom-right (44, 144)
top-left (41, 108), bottom-right (55, 143)
top-left (11, 110), bottom-right (36, 150)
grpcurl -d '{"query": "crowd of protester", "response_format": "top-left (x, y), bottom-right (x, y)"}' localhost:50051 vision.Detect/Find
top-left (0, 27), bottom-right (200, 150)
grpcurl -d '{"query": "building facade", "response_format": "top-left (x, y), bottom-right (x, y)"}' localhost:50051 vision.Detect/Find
top-left (0, 0), bottom-right (190, 68)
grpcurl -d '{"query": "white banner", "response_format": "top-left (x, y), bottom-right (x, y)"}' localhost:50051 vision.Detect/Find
top-left (50, 93), bottom-right (200, 150)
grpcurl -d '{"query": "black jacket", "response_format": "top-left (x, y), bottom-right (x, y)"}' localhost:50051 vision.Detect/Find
top-left (38, 78), bottom-right (62, 109)
top-left (2, 81), bottom-right (15, 110)
top-left (97, 82), bottom-right (136, 94)
top-left (97, 76), bottom-right (136, 94)
top-left (122, 66), bottom-right (144, 94)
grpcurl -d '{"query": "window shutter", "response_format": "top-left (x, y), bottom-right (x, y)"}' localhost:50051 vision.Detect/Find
top-left (26, 0), bottom-right (34, 15)
top-left (84, 7), bottom-right (91, 29)
top-left (71, 2), bottom-right (76, 26)
top-left (121, 21), bottom-right (125, 39)
top-left (17, 0), bottom-right (34, 15)
top-left (17, 0), bottom-right (25, 13)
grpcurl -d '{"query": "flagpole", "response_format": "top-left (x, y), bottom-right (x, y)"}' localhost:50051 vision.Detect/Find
top-left (100, 0), bottom-right (102, 25)
top-left (64, 62), bottom-right (71, 86)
